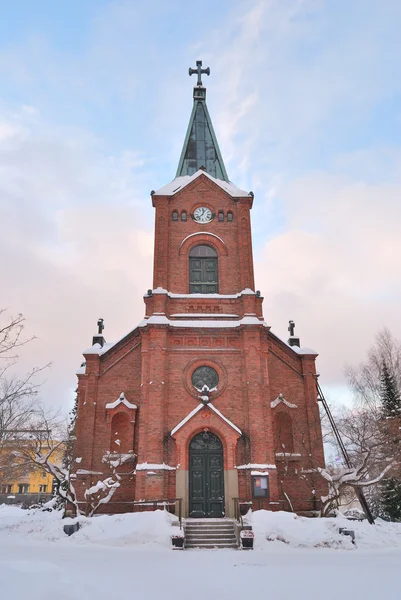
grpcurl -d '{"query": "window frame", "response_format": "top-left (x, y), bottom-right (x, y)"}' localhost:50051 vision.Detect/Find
top-left (189, 244), bottom-right (219, 294)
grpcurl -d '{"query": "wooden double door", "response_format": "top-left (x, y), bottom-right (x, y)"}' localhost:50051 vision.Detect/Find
top-left (189, 432), bottom-right (225, 518)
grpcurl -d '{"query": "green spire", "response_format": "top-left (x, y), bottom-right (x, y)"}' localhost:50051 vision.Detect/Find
top-left (176, 62), bottom-right (229, 182)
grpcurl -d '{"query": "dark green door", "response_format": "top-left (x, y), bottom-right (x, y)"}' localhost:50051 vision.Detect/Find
top-left (189, 432), bottom-right (224, 518)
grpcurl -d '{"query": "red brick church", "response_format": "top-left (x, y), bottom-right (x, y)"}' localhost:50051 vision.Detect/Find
top-left (72, 62), bottom-right (326, 517)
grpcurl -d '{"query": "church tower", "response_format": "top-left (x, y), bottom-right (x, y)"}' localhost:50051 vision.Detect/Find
top-left (72, 63), bottom-right (326, 518)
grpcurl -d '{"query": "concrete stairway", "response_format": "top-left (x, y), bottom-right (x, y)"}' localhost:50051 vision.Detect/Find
top-left (184, 519), bottom-right (238, 549)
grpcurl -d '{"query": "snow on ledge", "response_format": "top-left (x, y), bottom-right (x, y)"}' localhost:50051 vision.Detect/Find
top-left (105, 392), bottom-right (137, 410)
top-left (76, 469), bottom-right (104, 475)
top-left (139, 315), bottom-right (265, 328)
top-left (275, 452), bottom-right (302, 457)
top-left (236, 463), bottom-right (277, 470)
top-left (147, 287), bottom-right (256, 299)
top-left (170, 313), bottom-right (239, 318)
top-left (270, 394), bottom-right (297, 409)
top-left (135, 462), bottom-right (176, 471)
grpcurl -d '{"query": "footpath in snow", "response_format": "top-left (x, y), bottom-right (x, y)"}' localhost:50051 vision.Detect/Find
top-left (0, 504), bottom-right (401, 600)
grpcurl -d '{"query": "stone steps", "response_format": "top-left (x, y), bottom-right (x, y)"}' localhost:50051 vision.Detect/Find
top-left (184, 518), bottom-right (238, 550)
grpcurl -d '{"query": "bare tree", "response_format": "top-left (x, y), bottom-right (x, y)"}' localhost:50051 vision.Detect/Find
top-left (318, 450), bottom-right (394, 517)
top-left (83, 452), bottom-right (136, 517)
top-left (8, 408), bottom-right (79, 511)
top-left (346, 328), bottom-right (401, 413)
top-left (0, 310), bottom-right (50, 481)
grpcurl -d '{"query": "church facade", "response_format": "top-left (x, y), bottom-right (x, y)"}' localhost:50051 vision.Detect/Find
top-left (72, 64), bottom-right (326, 518)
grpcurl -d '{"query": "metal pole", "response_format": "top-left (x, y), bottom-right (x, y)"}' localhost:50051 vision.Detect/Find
top-left (316, 380), bottom-right (375, 525)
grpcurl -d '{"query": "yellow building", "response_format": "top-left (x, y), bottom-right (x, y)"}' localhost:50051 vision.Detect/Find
top-left (0, 436), bottom-right (64, 502)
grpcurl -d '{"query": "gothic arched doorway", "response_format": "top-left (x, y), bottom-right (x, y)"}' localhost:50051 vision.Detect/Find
top-left (189, 431), bottom-right (224, 518)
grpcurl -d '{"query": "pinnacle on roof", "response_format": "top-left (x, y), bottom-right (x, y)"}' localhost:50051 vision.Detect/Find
top-left (176, 61), bottom-right (229, 183)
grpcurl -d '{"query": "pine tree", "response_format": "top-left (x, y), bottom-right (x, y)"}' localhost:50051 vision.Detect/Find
top-left (378, 361), bottom-right (401, 520)
top-left (380, 478), bottom-right (401, 522)
top-left (380, 360), bottom-right (401, 418)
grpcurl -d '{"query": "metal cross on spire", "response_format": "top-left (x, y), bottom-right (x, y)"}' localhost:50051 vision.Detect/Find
top-left (189, 60), bottom-right (210, 87)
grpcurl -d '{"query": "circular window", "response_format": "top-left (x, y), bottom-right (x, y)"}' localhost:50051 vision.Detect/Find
top-left (191, 366), bottom-right (219, 391)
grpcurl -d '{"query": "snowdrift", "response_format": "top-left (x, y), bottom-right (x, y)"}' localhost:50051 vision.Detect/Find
top-left (0, 504), bottom-right (176, 547)
top-left (248, 509), bottom-right (401, 550)
top-left (1, 504), bottom-right (401, 551)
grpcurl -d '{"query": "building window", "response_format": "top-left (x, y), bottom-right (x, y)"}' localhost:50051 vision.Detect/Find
top-left (218, 211), bottom-right (224, 222)
top-left (18, 484), bottom-right (29, 494)
top-left (181, 211), bottom-right (187, 221)
top-left (189, 245), bottom-right (218, 294)
top-left (1, 485), bottom-right (12, 494)
top-left (42, 471), bottom-right (47, 478)
top-left (172, 211), bottom-right (178, 221)
top-left (39, 485), bottom-right (47, 493)
top-left (227, 211), bottom-right (233, 222)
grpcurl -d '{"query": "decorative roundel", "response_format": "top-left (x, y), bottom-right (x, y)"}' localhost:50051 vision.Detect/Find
top-left (191, 366), bottom-right (219, 390)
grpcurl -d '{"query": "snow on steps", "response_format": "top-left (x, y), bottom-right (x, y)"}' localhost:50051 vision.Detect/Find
top-left (184, 519), bottom-right (238, 549)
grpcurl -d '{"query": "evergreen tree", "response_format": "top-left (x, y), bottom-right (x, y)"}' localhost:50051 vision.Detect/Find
top-left (380, 360), bottom-right (401, 418)
top-left (378, 361), bottom-right (401, 520)
top-left (380, 477), bottom-right (401, 522)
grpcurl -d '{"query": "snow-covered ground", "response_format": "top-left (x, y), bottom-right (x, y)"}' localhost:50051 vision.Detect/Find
top-left (1, 504), bottom-right (401, 600)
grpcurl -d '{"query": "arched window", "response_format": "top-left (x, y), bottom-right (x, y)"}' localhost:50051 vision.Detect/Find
top-left (218, 211), bottom-right (224, 222)
top-left (227, 211), bottom-right (233, 222)
top-left (181, 211), bottom-right (187, 221)
top-left (189, 245), bottom-right (218, 294)
top-left (172, 211), bottom-right (178, 221)
top-left (110, 412), bottom-right (132, 454)
top-left (274, 412), bottom-right (294, 453)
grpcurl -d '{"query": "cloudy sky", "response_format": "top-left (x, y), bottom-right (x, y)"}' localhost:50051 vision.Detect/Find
top-left (1, 0), bottom-right (400, 413)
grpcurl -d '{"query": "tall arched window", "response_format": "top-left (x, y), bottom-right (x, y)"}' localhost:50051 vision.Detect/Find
top-left (189, 245), bottom-right (218, 293)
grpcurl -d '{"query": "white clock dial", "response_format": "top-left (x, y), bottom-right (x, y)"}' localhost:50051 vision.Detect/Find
top-left (193, 206), bottom-right (213, 223)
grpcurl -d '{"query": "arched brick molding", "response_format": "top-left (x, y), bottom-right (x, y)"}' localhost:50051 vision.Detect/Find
top-left (179, 232), bottom-right (228, 257)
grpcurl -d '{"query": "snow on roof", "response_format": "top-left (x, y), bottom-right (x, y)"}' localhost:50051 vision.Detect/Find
top-left (147, 287), bottom-right (256, 299)
top-left (82, 342), bottom-right (115, 356)
top-left (171, 404), bottom-right (203, 436)
top-left (269, 330), bottom-right (319, 357)
top-left (153, 170), bottom-right (250, 198)
top-left (171, 401), bottom-right (241, 437)
top-left (139, 315), bottom-right (265, 328)
top-left (208, 403), bottom-right (242, 435)
top-left (105, 392), bottom-right (137, 410)
top-left (290, 345), bottom-right (319, 356)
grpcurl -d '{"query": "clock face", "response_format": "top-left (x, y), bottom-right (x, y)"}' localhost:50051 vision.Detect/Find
top-left (193, 206), bottom-right (213, 223)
